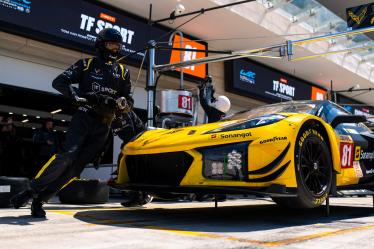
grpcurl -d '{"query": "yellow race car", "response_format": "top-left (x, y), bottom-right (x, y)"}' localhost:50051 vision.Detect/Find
top-left (111, 100), bottom-right (374, 208)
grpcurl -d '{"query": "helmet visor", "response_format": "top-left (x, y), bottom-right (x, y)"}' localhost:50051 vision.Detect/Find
top-left (105, 41), bottom-right (121, 53)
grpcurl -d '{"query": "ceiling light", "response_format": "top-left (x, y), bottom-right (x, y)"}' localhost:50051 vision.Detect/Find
top-left (22, 114), bottom-right (27, 117)
top-left (61, 120), bottom-right (65, 122)
top-left (53, 129), bottom-right (57, 132)
top-left (8, 112), bottom-right (13, 115)
top-left (36, 116), bottom-right (40, 119)
top-left (51, 109), bottom-right (62, 114)
top-left (169, 3), bottom-right (186, 20)
top-left (32, 127), bottom-right (36, 129)
top-left (265, 1), bottom-right (274, 9)
top-left (22, 119), bottom-right (29, 123)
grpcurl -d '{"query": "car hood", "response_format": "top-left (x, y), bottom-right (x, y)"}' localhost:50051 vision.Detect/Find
top-left (123, 113), bottom-right (300, 154)
top-left (124, 120), bottom-right (241, 152)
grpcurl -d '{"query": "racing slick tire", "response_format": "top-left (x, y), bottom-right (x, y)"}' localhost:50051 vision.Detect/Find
top-left (59, 179), bottom-right (109, 204)
top-left (0, 176), bottom-right (30, 208)
top-left (272, 128), bottom-right (332, 208)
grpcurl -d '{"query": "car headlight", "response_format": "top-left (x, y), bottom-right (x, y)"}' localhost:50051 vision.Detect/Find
top-left (198, 142), bottom-right (249, 181)
top-left (205, 114), bottom-right (286, 134)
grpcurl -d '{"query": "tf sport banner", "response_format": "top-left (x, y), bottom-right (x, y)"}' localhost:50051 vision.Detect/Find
top-left (225, 59), bottom-right (326, 103)
top-left (0, 0), bottom-right (207, 79)
top-left (346, 2), bottom-right (374, 30)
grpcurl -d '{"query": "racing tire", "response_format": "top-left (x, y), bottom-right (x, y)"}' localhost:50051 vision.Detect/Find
top-left (0, 176), bottom-right (30, 208)
top-left (58, 179), bottom-right (109, 204)
top-left (272, 128), bottom-right (332, 208)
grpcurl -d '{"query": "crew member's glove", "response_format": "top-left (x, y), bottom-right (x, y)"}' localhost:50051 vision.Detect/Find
top-left (69, 85), bottom-right (87, 104)
top-left (84, 92), bottom-right (116, 109)
top-left (102, 96), bottom-right (117, 109)
top-left (84, 92), bottom-right (100, 105)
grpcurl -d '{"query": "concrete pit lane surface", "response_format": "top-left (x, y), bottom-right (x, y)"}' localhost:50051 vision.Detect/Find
top-left (1, 197), bottom-right (374, 249)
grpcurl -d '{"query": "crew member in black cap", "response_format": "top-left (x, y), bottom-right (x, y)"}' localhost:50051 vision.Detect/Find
top-left (11, 28), bottom-right (133, 218)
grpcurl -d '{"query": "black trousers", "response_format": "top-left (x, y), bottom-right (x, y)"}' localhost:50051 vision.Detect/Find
top-left (30, 111), bottom-right (110, 202)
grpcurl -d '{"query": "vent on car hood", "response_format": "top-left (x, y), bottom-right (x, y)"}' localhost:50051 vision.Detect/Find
top-left (126, 152), bottom-right (193, 186)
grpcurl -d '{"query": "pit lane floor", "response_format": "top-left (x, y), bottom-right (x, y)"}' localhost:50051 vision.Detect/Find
top-left (1, 197), bottom-right (374, 249)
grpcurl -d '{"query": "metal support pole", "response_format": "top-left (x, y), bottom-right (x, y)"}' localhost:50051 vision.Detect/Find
top-left (325, 195), bottom-right (330, 217)
top-left (168, 30), bottom-right (184, 90)
top-left (214, 194), bottom-right (218, 209)
top-left (330, 80), bottom-right (336, 103)
top-left (147, 40), bottom-right (156, 127)
top-left (287, 40), bottom-right (293, 61)
top-left (148, 4), bottom-right (152, 25)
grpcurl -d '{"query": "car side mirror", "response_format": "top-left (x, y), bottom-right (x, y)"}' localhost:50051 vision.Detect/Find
top-left (330, 115), bottom-right (367, 128)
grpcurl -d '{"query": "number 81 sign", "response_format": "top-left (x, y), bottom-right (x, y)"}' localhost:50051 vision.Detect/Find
top-left (340, 143), bottom-right (354, 168)
top-left (178, 95), bottom-right (192, 110)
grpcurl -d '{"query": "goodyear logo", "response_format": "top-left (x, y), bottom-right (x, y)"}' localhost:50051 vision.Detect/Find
top-left (260, 136), bottom-right (287, 144)
top-left (299, 129), bottom-right (323, 147)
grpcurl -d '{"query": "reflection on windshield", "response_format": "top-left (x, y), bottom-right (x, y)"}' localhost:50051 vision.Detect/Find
top-left (224, 101), bottom-right (317, 121)
top-left (321, 103), bottom-right (350, 123)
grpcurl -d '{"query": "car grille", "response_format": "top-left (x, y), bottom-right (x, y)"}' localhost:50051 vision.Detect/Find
top-left (126, 152), bottom-right (193, 186)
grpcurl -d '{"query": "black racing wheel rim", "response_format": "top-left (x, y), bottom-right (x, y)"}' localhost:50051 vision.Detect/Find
top-left (299, 136), bottom-right (331, 197)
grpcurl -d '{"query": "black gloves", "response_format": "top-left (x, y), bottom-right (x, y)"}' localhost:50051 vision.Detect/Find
top-left (84, 92), bottom-right (100, 105)
top-left (83, 92), bottom-right (116, 108)
top-left (102, 95), bottom-right (117, 109)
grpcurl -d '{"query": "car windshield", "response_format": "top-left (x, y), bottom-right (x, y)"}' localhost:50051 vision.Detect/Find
top-left (319, 102), bottom-right (351, 123)
top-left (224, 101), bottom-right (318, 121)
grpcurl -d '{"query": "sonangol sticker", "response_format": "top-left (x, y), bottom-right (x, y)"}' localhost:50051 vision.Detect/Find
top-left (0, 185), bottom-right (11, 193)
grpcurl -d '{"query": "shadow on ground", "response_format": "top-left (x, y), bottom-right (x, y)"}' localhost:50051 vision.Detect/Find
top-left (72, 202), bottom-right (374, 233)
top-left (0, 214), bottom-right (47, 225)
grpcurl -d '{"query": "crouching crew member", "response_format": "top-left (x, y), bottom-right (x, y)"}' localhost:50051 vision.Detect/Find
top-left (111, 111), bottom-right (153, 207)
top-left (11, 28), bottom-right (133, 218)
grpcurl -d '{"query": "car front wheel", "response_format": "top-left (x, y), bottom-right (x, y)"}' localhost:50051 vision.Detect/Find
top-left (273, 128), bottom-right (332, 208)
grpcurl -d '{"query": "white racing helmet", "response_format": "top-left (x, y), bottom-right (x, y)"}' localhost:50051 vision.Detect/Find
top-left (212, 95), bottom-right (231, 113)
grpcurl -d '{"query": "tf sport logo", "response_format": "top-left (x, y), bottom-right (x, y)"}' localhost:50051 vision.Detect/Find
top-left (239, 69), bottom-right (256, 84)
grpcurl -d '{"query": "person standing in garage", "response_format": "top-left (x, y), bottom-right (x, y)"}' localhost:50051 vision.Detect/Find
top-left (32, 118), bottom-right (60, 177)
top-left (10, 28), bottom-right (134, 218)
top-left (199, 75), bottom-right (231, 123)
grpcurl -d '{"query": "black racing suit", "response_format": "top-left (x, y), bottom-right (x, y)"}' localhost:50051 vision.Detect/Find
top-left (30, 56), bottom-right (133, 202)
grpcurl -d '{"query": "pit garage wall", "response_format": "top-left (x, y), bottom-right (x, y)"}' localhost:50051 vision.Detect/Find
top-left (0, 31), bottom-right (264, 166)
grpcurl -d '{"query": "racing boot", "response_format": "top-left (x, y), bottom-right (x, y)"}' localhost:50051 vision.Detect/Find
top-left (121, 192), bottom-right (153, 207)
top-left (10, 189), bottom-right (33, 209)
top-left (31, 198), bottom-right (46, 218)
